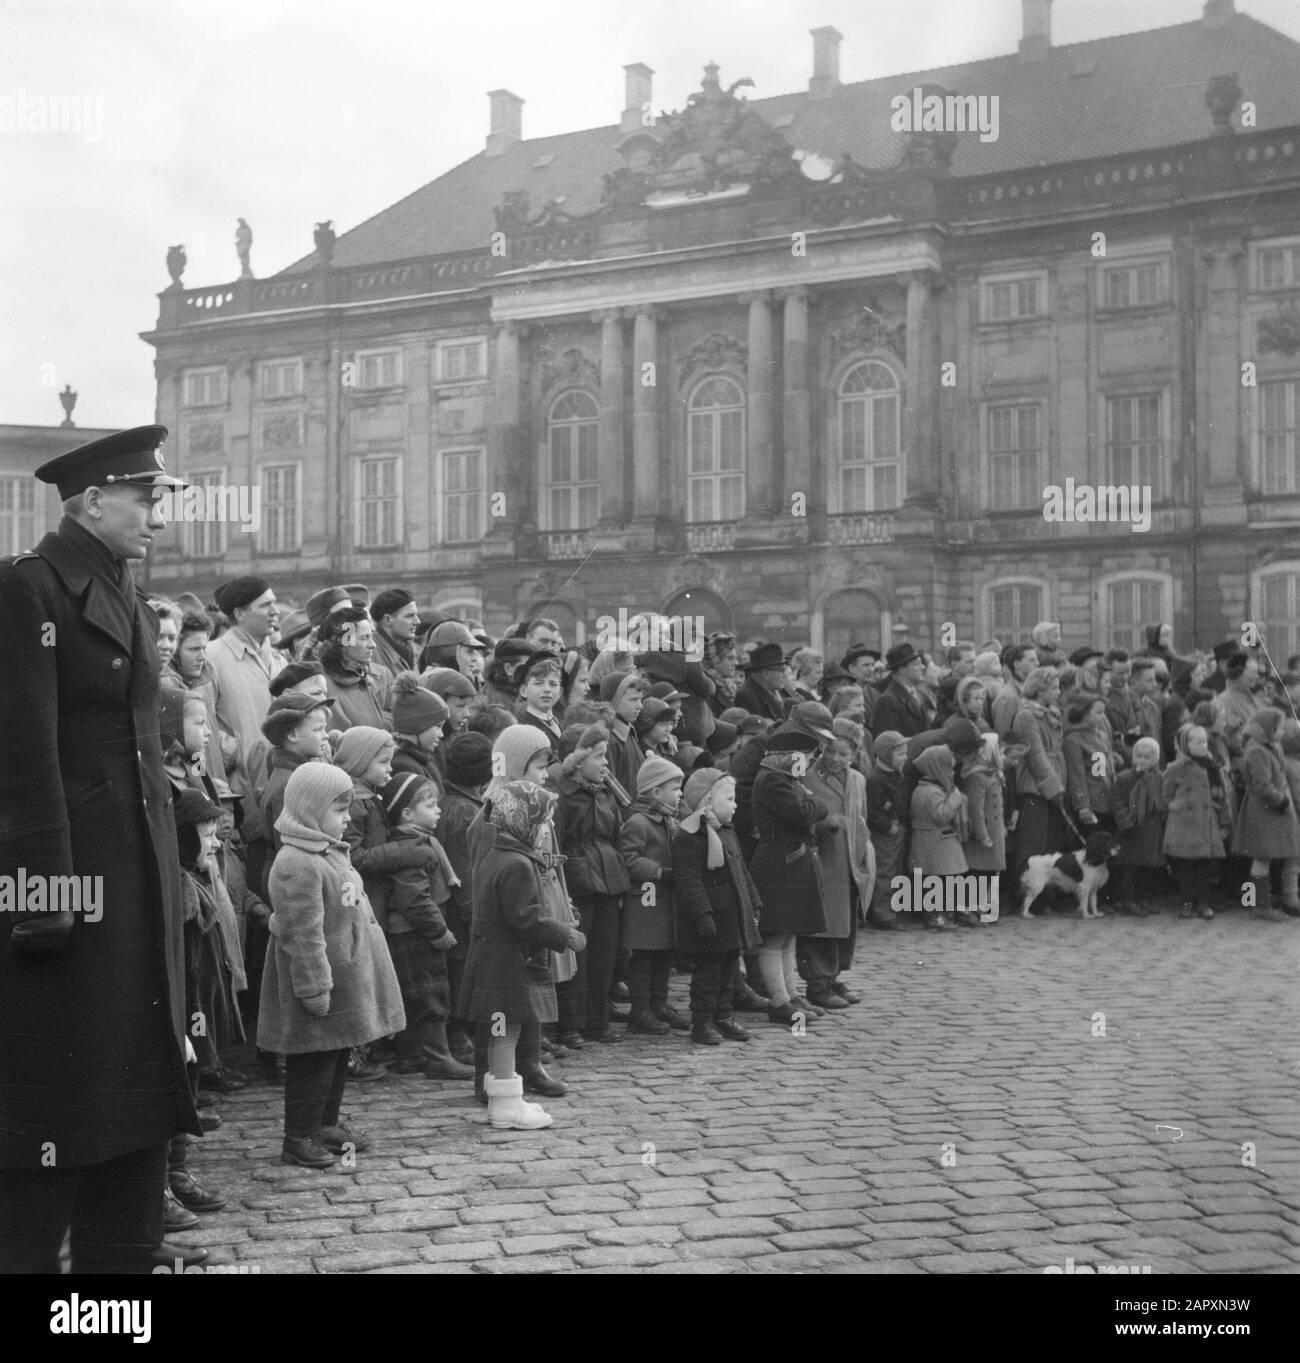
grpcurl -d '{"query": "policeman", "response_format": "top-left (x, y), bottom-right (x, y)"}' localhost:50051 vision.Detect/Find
top-left (0, 425), bottom-right (209, 1273)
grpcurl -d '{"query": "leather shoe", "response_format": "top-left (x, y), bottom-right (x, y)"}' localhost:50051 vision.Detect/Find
top-left (691, 1022), bottom-right (723, 1045)
top-left (805, 985), bottom-right (849, 1010)
top-left (792, 994), bottom-right (828, 1018)
top-left (281, 1136), bottom-right (337, 1168)
top-left (149, 1240), bottom-right (210, 1272)
top-left (713, 1018), bottom-right (753, 1042)
top-left (168, 1170), bottom-right (226, 1213)
top-left (731, 983), bottom-right (772, 1012)
top-left (655, 1005), bottom-right (691, 1031)
top-left (423, 1055), bottom-right (475, 1080)
top-left (582, 1029), bottom-right (624, 1044)
top-left (162, 1188), bottom-right (198, 1233)
top-left (558, 1032), bottom-right (585, 1049)
top-left (830, 981), bottom-right (862, 1004)
top-left (198, 1065), bottom-right (247, 1093)
top-left (520, 1064), bottom-right (567, 1098)
top-left (627, 1011), bottom-right (671, 1035)
top-left (319, 1122), bottom-right (371, 1153)
top-left (768, 1002), bottom-right (814, 1026)
top-left (198, 1110), bottom-right (222, 1132)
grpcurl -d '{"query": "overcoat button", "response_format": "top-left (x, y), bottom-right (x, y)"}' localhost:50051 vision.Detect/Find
top-left (112, 658), bottom-right (123, 669)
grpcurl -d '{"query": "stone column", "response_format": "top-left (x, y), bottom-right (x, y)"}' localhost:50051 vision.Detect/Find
top-left (902, 269), bottom-right (941, 515)
top-left (1199, 244), bottom-right (1246, 521)
top-left (590, 309), bottom-right (626, 524)
top-left (742, 290), bottom-right (776, 517)
top-left (780, 286), bottom-right (811, 509)
top-left (631, 305), bottom-right (662, 520)
top-left (487, 321), bottom-right (523, 540)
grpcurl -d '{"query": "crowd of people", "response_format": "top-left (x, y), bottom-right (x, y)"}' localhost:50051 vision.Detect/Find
top-left (147, 577), bottom-right (1300, 1232)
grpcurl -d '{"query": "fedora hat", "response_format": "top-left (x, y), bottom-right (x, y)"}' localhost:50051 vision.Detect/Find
top-left (885, 642), bottom-right (920, 672)
top-left (743, 641), bottom-right (785, 672)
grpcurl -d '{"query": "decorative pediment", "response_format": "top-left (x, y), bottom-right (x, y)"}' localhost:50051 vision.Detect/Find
top-left (540, 345), bottom-right (599, 391)
top-left (828, 304), bottom-right (907, 363)
top-left (604, 63), bottom-right (798, 204)
top-left (665, 554), bottom-right (724, 596)
top-left (1258, 305), bottom-right (1300, 356)
top-left (676, 331), bottom-right (747, 386)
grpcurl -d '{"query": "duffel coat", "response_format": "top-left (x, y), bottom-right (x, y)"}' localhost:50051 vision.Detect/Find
top-left (672, 823), bottom-right (763, 954)
top-left (1161, 755), bottom-right (1231, 860)
top-left (749, 759), bottom-right (829, 935)
top-left (619, 801), bottom-right (678, 951)
top-left (1231, 729), bottom-right (1300, 860)
top-left (258, 822), bottom-right (405, 1054)
top-left (457, 832), bottom-right (575, 1024)
top-left (909, 747), bottom-right (970, 876)
top-left (0, 517), bottom-right (200, 1167)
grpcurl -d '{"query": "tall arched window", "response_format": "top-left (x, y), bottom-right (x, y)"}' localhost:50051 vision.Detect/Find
top-left (546, 390), bottom-right (599, 529)
top-left (837, 361), bottom-right (901, 511)
top-left (985, 579), bottom-right (1047, 644)
top-left (1101, 574), bottom-right (1171, 655)
top-left (687, 376), bottom-right (745, 522)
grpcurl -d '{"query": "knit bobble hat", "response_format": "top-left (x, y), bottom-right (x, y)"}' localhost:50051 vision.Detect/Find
top-left (636, 754), bottom-right (683, 796)
top-left (493, 724), bottom-right (552, 784)
top-left (444, 732), bottom-right (495, 787)
top-left (332, 725), bottom-right (395, 778)
top-left (873, 729), bottom-right (908, 761)
top-left (380, 772), bottom-right (435, 826)
top-left (391, 671), bottom-right (449, 735)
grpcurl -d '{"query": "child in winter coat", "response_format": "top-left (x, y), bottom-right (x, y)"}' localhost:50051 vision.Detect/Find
top-left (552, 723), bottom-right (632, 1043)
top-left (865, 730), bottom-right (910, 930)
top-left (259, 762), bottom-right (405, 1167)
top-left (380, 773), bottom-right (472, 1079)
top-left (1112, 736), bottom-right (1167, 915)
top-left (960, 732), bottom-right (1006, 921)
top-left (1231, 708), bottom-right (1300, 921)
top-left (619, 756), bottom-right (684, 1035)
top-left (909, 745), bottom-right (972, 929)
top-left (389, 672), bottom-right (449, 792)
top-left (1162, 724), bottom-right (1233, 920)
top-left (672, 769), bottom-right (763, 1044)
top-left (458, 781), bottom-right (587, 1130)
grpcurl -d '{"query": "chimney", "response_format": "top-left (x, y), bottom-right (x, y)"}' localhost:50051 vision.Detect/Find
top-left (621, 63), bottom-right (653, 133)
top-left (1018, 0), bottom-right (1052, 60)
top-left (486, 89), bottom-right (523, 156)
top-left (1203, 0), bottom-right (1235, 28)
top-left (809, 26), bottom-right (842, 98)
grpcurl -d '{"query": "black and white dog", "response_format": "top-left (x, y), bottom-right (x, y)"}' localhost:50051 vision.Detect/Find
top-left (1018, 833), bottom-right (1122, 920)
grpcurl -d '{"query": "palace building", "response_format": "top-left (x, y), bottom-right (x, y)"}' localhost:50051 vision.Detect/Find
top-left (141, 0), bottom-right (1300, 664)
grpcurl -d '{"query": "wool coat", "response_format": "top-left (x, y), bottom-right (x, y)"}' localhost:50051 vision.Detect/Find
top-left (342, 784), bottom-right (437, 920)
top-left (456, 832), bottom-right (575, 1024)
top-left (248, 746), bottom-right (314, 897)
top-left (1231, 737), bottom-right (1300, 860)
top-left (729, 731), bottom-right (769, 849)
top-left (552, 772), bottom-right (631, 898)
top-left (803, 762), bottom-right (873, 937)
top-left (1214, 680), bottom-right (1263, 771)
top-left (909, 750), bottom-right (970, 876)
top-left (207, 626), bottom-right (286, 795)
top-left (0, 518), bottom-right (200, 1168)
top-left (619, 803), bottom-right (678, 951)
top-left (1012, 701), bottom-right (1067, 801)
top-left (1113, 768), bottom-right (1166, 867)
top-left (734, 675), bottom-right (789, 723)
top-left (391, 737), bottom-right (444, 794)
top-left (1161, 755), bottom-right (1231, 860)
top-left (749, 762), bottom-right (829, 935)
top-left (870, 677), bottom-right (931, 739)
top-left (258, 833), bottom-right (405, 1053)
top-left (672, 823), bottom-right (763, 955)
top-left (322, 659), bottom-right (394, 732)
top-left (1063, 717), bottom-right (1116, 820)
top-left (436, 782), bottom-right (483, 959)
top-left (960, 762), bottom-right (1006, 872)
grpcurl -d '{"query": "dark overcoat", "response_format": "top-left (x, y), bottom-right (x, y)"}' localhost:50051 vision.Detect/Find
top-left (0, 518), bottom-right (200, 1168)
top-left (748, 764), bottom-right (829, 935)
top-left (619, 805), bottom-right (677, 951)
top-left (456, 832), bottom-right (575, 1024)
top-left (672, 824), bottom-right (762, 954)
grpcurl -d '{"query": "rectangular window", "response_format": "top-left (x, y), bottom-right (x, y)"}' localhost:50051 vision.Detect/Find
top-left (1108, 579), bottom-right (1165, 655)
top-left (988, 585), bottom-right (1041, 643)
top-left (1106, 393), bottom-right (1164, 497)
top-left (0, 476), bottom-right (38, 556)
top-left (441, 449), bottom-right (483, 544)
top-left (182, 368), bottom-right (227, 407)
top-left (1259, 379), bottom-right (1300, 494)
top-left (1104, 262), bottom-right (1164, 309)
top-left (357, 457), bottom-right (400, 548)
top-left (548, 424), bottom-right (599, 529)
top-left (437, 339), bottom-right (486, 382)
top-left (839, 393), bottom-right (900, 510)
top-left (357, 349), bottom-right (402, 389)
top-left (259, 358), bottom-right (303, 398)
top-left (1258, 245), bottom-right (1300, 291)
top-left (688, 409), bottom-right (745, 520)
top-left (184, 470), bottom-right (228, 559)
top-left (1259, 571), bottom-right (1300, 662)
top-left (987, 404), bottom-right (1041, 510)
top-left (984, 275), bottom-right (1042, 322)
top-left (260, 464), bottom-right (300, 553)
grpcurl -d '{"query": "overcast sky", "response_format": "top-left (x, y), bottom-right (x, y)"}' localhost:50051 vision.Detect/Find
top-left (3, 0), bottom-right (1298, 432)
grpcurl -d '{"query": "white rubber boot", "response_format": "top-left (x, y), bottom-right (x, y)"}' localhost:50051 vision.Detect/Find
top-left (485, 1074), bottom-right (554, 1130)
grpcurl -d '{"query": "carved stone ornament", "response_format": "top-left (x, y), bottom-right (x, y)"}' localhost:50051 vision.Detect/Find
top-left (261, 413), bottom-right (303, 449)
top-left (828, 304), bottom-right (907, 363)
top-left (665, 554), bottom-right (723, 596)
top-left (186, 422), bottom-right (224, 455)
top-left (676, 331), bottom-right (747, 386)
top-left (1205, 73), bottom-right (1242, 131)
top-left (493, 189), bottom-right (577, 234)
top-left (166, 244), bottom-right (187, 288)
top-left (540, 346), bottom-right (599, 391)
top-left (1258, 305), bottom-right (1300, 356)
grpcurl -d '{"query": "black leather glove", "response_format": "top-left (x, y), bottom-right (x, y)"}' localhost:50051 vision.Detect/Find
top-left (10, 911), bottom-right (75, 957)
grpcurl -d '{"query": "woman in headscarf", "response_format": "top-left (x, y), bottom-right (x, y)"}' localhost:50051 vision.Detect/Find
top-left (1231, 708), bottom-right (1300, 922)
top-left (1010, 666), bottom-right (1068, 875)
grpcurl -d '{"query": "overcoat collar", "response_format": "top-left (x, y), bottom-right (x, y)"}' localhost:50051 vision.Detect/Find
top-left (35, 517), bottom-right (139, 655)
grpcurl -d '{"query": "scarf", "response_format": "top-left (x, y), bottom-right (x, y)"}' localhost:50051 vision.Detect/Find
top-left (703, 663), bottom-right (740, 709)
top-left (1191, 752), bottom-right (1224, 791)
top-left (680, 803), bottom-right (724, 870)
top-left (639, 791), bottom-right (681, 821)
top-left (487, 780), bottom-right (558, 848)
top-left (1130, 767), bottom-right (1161, 823)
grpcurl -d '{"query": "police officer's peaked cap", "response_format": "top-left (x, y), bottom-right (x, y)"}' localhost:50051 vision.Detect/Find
top-left (34, 424), bottom-right (184, 499)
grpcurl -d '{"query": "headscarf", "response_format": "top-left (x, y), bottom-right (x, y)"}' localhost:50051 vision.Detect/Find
top-left (1242, 708), bottom-right (1283, 746)
top-left (276, 761), bottom-right (354, 853)
top-left (487, 779), bottom-right (558, 851)
top-left (914, 745), bottom-right (956, 794)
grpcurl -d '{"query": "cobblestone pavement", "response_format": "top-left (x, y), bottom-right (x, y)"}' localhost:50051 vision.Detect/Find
top-left (186, 909), bottom-right (1300, 1274)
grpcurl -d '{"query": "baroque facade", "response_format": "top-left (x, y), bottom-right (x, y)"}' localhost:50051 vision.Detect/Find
top-left (142, 0), bottom-right (1300, 664)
